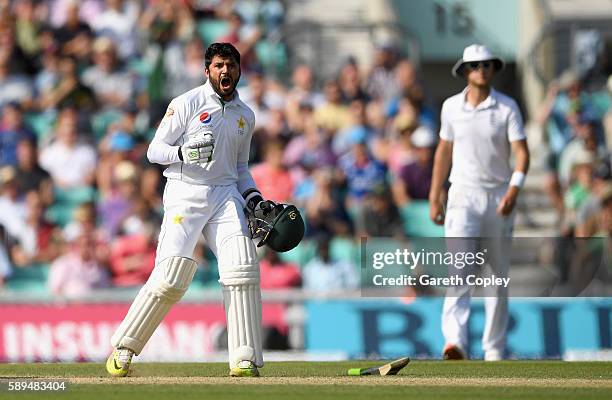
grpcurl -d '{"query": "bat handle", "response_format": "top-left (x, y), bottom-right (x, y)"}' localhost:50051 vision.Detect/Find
top-left (347, 368), bottom-right (363, 376)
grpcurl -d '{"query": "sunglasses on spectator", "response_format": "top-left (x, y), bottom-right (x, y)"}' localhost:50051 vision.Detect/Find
top-left (468, 61), bottom-right (492, 70)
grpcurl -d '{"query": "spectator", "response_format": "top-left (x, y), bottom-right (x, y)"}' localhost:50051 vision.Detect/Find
top-left (559, 115), bottom-right (609, 187)
top-left (216, 10), bottom-right (261, 70)
top-left (81, 37), bottom-right (134, 109)
top-left (356, 184), bottom-right (404, 238)
top-left (338, 138), bottom-right (387, 209)
top-left (302, 235), bottom-right (358, 292)
top-left (48, 228), bottom-right (110, 298)
top-left (9, 190), bottom-right (62, 267)
top-left (563, 149), bottom-right (597, 233)
top-left (39, 107), bottom-right (97, 188)
top-left (366, 42), bottom-right (399, 103)
top-left (303, 168), bottom-right (351, 238)
top-left (392, 125), bottom-right (436, 204)
top-left (251, 140), bottom-right (294, 203)
top-left (38, 56), bottom-right (97, 111)
top-left (241, 70), bottom-right (272, 129)
top-left (575, 163), bottom-right (611, 237)
top-left (0, 49), bottom-right (33, 109)
top-left (0, 102), bottom-right (36, 166)
top-left (314, 79), bottom-right (350, 134)
top-left (63, 201), bottom-right (98, 243)
top-left (0, 166), bottom-right (27, 239)
top-left (0, 241), bottom-right (11, 288)
top-left (285, 64), bottom-right (324, 131)
top-left (332, 99), bottom-right (373, 157)
top-left (259, 248), bottom-right (301, 289)
top-left (90, 0), bottom-right (139, 59)
top-left (14, 137), bottom-right (53, 204)
top-left (164, 36), bottom-right (205, 99)
top-left (109, 222), bottom-right (156, 287)
top-left (537, 70), bottom-right (599, 219)
top-left (339, 57), bottom-right (368, 102)
top-left (98, 160), bottom-right (139, 238)
top-left (385, 116), bottom-right (416, 175)
top-left (53, 0), bottom-right (94, 60)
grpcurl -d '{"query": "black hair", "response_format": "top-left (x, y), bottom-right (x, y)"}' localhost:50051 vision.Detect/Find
top-left (204, 43), bottom-right (241, 70)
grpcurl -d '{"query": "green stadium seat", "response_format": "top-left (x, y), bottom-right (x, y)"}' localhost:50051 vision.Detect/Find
top-left (6, 263), bottom-right (50, 293)
top-left (279, 239), bottom-right (316, 267)
top-left (91, 109), bottom-right (123, 141)
top-left (329, 237), bottom-right (359, 266)
top-left (400, 200), bottom-right (445, 237)
top-left (255, 40), bottom-right (287, 77)
top-left (197, 20), bottom-right (229, 46)
top-left (24, 111), bottom-right (57, 141)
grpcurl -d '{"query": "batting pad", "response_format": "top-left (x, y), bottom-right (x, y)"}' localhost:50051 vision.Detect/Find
top-left (111, 256), bottom-right (198, 354)
top-left (223, 284), bottom-right (263, 368)
top-left (218, 235), bottom-right (263, 367)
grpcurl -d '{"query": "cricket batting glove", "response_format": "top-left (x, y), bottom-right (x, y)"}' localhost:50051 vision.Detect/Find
top-left (243, 189), bottom-right (280, 239)
top-left (179, 131), bottom-right (215, 164)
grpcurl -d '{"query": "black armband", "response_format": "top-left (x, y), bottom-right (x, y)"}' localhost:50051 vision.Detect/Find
top-left (243, 188), bottom-right (263, 212)
top-left (177, 146), bottom-right (183, 161)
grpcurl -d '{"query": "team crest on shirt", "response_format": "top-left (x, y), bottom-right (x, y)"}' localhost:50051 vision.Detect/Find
top-left (237, 116), bottom-right (246, 135)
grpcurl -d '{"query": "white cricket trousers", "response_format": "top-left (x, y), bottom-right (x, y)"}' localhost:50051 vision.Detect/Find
top-left (155, 179), bottom-right (250, 263)
top-left (442, 184), bottom-right (515, 359)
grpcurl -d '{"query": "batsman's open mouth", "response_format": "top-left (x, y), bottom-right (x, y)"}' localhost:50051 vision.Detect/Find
top-left (220, 76), bottom-right (232, 90)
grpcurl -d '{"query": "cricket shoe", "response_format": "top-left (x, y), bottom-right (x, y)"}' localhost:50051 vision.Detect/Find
top-left (442, 344), bottom-right (466, 360)
top-left (230, 361), bottom-right (260, 377)
top-left (106, 348), bottom-right (134, 377)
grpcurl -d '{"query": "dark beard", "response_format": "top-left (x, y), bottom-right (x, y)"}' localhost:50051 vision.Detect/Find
top-left (209, 74), bottom-right (239, 100)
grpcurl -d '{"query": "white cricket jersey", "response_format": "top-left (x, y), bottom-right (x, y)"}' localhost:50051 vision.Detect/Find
top-left (147, 80), bottom-right (257, 194)
top-left (439, 88), bottom-right (526, 189)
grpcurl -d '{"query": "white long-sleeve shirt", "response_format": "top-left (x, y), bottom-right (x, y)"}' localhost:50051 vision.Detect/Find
top-left (147, 80), bottom-right (257, 194)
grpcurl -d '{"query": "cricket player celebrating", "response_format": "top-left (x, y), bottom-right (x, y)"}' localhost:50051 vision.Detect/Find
top-left (106, 43), bottom-right (275, 377)
top-left (428, 45), bottom-right (530, 361)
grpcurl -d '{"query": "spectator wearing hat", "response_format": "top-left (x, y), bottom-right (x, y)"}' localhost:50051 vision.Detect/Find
top-left (0, 102), bottom-right (36, 166)
top-left (39, 107), bottom-right (97, 188)
top-left (393, 125), bottom-right (436, 205)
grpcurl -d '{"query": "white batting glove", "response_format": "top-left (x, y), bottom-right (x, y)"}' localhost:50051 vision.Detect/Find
top-left (180, 131), bottom-right (215, 164)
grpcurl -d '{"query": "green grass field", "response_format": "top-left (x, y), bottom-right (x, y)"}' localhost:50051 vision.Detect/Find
top-left (1, 361), bottom-right (611, 400)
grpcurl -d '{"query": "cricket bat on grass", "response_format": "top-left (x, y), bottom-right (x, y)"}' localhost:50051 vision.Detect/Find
top-left (347, 357), bottom-right (410, 376)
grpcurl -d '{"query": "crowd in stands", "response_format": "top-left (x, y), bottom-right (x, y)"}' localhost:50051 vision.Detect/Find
top-left (1, 1), bottom-right (610, 297)
top-left (537, 70), bottom-right (612, 238)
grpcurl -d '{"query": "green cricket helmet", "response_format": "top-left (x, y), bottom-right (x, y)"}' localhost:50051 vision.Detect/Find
top-left (254, 204), bottom-right (305, 252)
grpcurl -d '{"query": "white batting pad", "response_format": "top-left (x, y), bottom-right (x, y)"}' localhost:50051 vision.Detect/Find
top-left (111, 256), bottom-right (198, 354)
top-left (217, 235), bottom-right (263, 367)
top-left (223, 284), bottom-right (263, 368)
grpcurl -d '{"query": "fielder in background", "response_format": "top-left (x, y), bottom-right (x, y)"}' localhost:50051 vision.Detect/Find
top-left (106, 43), bottom-right (276, 377)
top-left (428, 44), bottom-right (530, 361)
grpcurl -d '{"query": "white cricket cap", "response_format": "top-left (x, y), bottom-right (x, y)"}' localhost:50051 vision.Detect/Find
top-left (452, 44), bottom-right (504, 77)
